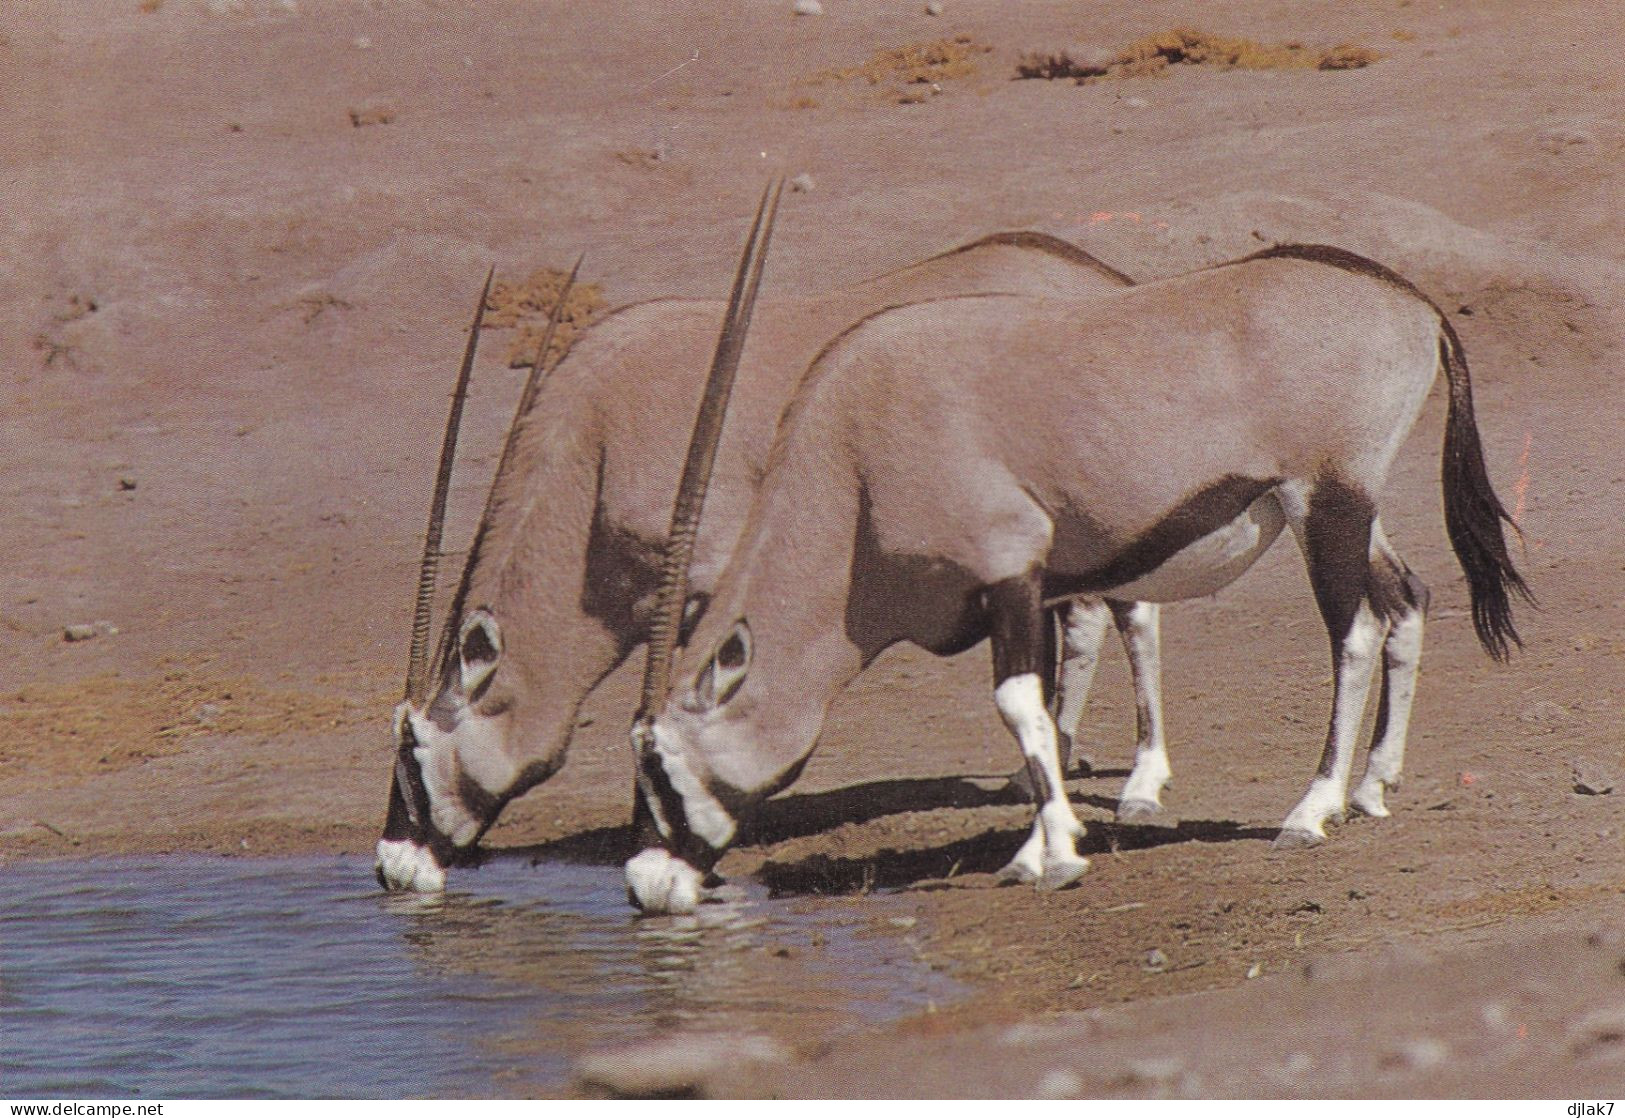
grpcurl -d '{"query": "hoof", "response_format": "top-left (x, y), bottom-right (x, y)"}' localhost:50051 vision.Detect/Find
top-left (625, 848), bottom-right (704, 915)
top-left (1350, 784), bottom-right (1392, 818)
top-left (996, 854), bottom-right (1089, 890)
top-left (1272, 826), bottom-right (1325, 851)
top-left (375, 839), bottom-right (446, 894)
top-left (1035, 855), bottom-right (1090, 891)
top-left (1116, 798), bottom-right (1162, 822)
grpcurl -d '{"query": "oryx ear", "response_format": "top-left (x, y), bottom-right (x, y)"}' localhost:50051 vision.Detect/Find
top-left (695, 620), bottom-right (751, 711)
top-left (457, 609), bottom-right (503, 697)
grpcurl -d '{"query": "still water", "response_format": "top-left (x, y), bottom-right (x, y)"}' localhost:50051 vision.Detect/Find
top-left (0, 855), bottom-right (955, 1098)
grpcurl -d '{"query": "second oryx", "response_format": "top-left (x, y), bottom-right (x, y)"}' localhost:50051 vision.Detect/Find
top-left (375, 207), bottom-right (1173, 892)
top-left (626, 240), bottom-right (1529, 914)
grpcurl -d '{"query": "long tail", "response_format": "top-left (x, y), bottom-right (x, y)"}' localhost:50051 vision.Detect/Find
top-left (1437, 319), bottom-right (1533, 661)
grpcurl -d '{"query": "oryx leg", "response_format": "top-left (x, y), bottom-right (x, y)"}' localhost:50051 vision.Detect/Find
top-left (1005, 598), bottom-right (1104, 799)
top-left (1351, 521), bottom-right (1429, 818)
top-left (1053, 598), bottom-right (1110, 776)
top-left (1276, 479), bottom-right (1388, 848)
top-left (989, 571), bottom-right (1090, 890)
top-left (1112, 600), bottom-right (1172, 821)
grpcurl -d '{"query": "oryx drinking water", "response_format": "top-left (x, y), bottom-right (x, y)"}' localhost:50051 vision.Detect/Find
top-left (375, 196), bottom-right (1173, 892)
top-left (626, 239), bottom-right (1529, 914)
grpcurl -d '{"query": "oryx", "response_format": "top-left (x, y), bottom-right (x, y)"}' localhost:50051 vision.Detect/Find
top-left (626, 238), bottom-right (1530, 914)
top-left (374, 199), bottom-right (1171, 892)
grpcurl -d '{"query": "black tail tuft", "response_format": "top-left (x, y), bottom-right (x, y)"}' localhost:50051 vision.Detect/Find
top-left (1437, 326), bottom-right (1534, 661)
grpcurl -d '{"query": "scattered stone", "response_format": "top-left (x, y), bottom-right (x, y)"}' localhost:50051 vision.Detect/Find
top-left (1035, 1068), bottom-right (1082, 1098)
top-left (575, 1033), bottom-right (790, 1097)
top-left (1125, 1055), bottom-right (1184, 1088)
top-left (1246, 962), bottom-right (1264, 980)
top-left (1381, 1037), bottom-right (1448, 1071)
top-left (63, 624), bottom-right (99, 642)
top-left (924, 0), bottom-right (944, 14)
top-left (118, 476), bottom-right (138, 491)
top-left (792, 0), bottom-right (822, 15)
top-left (789, 172), bottom-right (816, 193)
top-left (1570, 1006), bottom-right (1625, 1055)
top-left (1571, 761), bottom-right (1615, 796)
top-left (1520, 699), bottom-right (1568, 729)
top-left (887, 915), bottom-right (916, 929)
top-left (1143, 948), bottom-right (1168, 972)
top-left (1538, 127), bottom-right (1595, 154)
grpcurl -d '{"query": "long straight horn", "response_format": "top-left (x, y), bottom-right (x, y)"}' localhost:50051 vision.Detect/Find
top-left (637, 179), bottom-right (783, 721)
top-left (486, 254), bottom-right (584, 520)
top-left (403, 266), bottom-right (495, 706)
top-left (424, 254), bottom-right (587, 687)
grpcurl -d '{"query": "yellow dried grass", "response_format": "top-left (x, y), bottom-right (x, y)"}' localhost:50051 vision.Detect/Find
top-left (483, 267), bottom-right (607, 369)
top-left (1018, 28), bottom-right (1381, 82)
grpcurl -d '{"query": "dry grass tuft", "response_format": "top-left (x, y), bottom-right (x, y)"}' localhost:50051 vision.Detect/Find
top-left (815, 35), bottom-right (994, 102)
top-left (1, 673), bottom-right (381, 776)
top-left (484, 267), bottom-right (607, 369)
top-left (1017, 28), bottom-right (1381, 83)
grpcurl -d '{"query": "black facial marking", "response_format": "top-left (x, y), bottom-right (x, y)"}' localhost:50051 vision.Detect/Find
top-left (634, 732), bottom-right (725, 873)
top-left (1043, 475), bottom-right (1278, 599)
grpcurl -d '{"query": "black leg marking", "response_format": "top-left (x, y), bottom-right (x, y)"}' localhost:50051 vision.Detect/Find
top-left (1022, 755), bottom-right (1055, 804)
top-left (1041, 605), bottom-right (1061, 709)
top-left (986, 569), bottom-right (1049, 686)
top-left (1302, 476), bottom-right (1377, 647)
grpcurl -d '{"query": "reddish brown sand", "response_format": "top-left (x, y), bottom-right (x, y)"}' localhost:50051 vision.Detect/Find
top-left (2, 0), bottom-right (1621, 1098)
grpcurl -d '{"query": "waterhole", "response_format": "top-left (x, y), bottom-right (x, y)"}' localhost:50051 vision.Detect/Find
top-left (0, 855), bottom-right (955, 1098)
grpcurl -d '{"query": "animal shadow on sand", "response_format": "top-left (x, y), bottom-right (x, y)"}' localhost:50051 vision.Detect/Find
top-left (490, 775), bottom-right (1275, 896)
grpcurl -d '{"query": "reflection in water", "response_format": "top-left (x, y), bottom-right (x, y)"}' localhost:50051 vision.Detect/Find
top-left (1, 856), bottom-right (955, 1098)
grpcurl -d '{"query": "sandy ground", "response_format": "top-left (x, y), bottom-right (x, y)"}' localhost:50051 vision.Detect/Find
top-left (2, 0), bottom-right (1622, 1098)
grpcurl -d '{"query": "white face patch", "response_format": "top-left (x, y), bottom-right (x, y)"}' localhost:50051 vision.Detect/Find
top-left (406, 709), bottom-right (483, 849)
top-left (649, 723), bottom-right (737, 850)
top-left (375, 839), bottom-right (446, 894)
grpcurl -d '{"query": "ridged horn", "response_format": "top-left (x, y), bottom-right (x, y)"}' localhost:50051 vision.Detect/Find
top-left (425, 254), bottom-right (586, 689)
top-left (403, 265), bottom-right (495, 706)
top-left (637, 178), bottom-right (783, 721)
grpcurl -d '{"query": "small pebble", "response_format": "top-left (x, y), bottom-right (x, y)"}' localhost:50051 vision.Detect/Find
top-left (1035, 1068), bottom-right (1082, 1098)
top-left (63, 624), bottom-right (99, 642)
top-left (1382, 1038), bottom-right (1448, 1071)
top-left (1570, 1006), bottom-right (1625, 1054)
top-left (576, 1033), bottom-right (789, 1097)
top-left (924, 0), bottom-right (944, 14)
top-left (790, 172), bottom-right (816, 193)
top-left (1144, 948), bottom-right (1168, 972)
top-left (1246, 962), bottom-right (1264, 980)
top-left (118, 477), bottom-right (138, 492)
top-left (792, 0), bottom-right (822, 15)
top-left (1571, 761), bottom-right (1615, 796)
